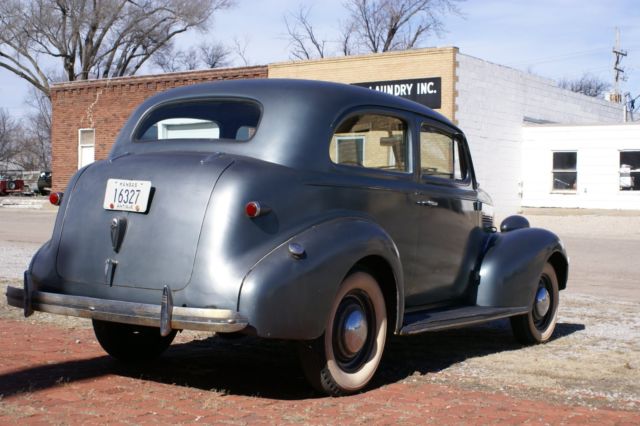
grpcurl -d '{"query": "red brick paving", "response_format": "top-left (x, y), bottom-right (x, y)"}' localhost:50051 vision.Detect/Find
top-left (1, 320), bottom-right (638, 425)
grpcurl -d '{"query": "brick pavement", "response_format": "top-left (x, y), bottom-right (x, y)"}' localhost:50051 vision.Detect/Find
top-left (1, 320), bottom-right (638, 425)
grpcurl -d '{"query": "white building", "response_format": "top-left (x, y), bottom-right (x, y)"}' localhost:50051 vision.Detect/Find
top-left (271, 48), bottom-right (625, 217)
top-left (455, 54), bottom-right (623, 216)
top-left (522, 123), bottom-right (640, 210)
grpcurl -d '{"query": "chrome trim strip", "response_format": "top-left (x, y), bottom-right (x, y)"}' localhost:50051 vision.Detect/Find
top-left (6, 286), bottom-right (248, 333)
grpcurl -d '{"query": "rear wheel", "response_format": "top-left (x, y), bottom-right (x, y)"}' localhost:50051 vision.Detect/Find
top-left (92, 319), bottom-right (177, 362)
top-left (299, 271), bottom-right (387, 396)
top-left (510, 262), bottom-right (559, 344)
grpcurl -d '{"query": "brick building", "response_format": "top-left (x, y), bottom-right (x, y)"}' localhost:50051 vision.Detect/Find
top-left (50, 66), bottom-right (267, 192)
top-left (50, 47), bottom-right (623, 215)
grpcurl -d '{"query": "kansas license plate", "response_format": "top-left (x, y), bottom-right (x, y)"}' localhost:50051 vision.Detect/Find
top-left (103, 179), bottom-right (152, 213)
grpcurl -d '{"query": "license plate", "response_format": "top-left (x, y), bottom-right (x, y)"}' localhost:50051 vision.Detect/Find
top-left (103, 179), bottom-right (152, 213)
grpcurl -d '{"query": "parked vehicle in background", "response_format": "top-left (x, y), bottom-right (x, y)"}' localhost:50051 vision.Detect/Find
top-left (6, 79), bottom-right (568, 396)
top-left (37, 171), bottom-right (52, 195)
top-left (0, 176), bottom-right (25, 195)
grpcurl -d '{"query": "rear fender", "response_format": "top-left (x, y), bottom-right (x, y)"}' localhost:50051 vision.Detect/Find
top-left (237, 217), bottom-right (403, 340)
top-left (477, 228), bottom-right (567, 308)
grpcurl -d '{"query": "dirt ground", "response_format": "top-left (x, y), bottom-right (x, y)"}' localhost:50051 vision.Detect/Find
top-left (1, 209), bottom-right (639, 424)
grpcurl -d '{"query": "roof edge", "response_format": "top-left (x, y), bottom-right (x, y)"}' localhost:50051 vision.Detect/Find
top-left (269, 46), bottom-right (459, 68)
top-left (50, 65), bottom-right (268, 92)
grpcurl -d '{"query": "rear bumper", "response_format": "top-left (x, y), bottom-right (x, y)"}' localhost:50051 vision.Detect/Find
top-left (6, 281), bottom-right (248, 334)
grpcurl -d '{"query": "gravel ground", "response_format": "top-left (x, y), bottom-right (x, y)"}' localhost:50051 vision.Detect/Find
top-left (1, 209), bottom-right (639, 415)
top-left (0, 242), bottom-right (39, 282)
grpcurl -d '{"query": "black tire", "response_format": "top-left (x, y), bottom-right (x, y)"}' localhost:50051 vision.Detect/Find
top-left (92, 319), bottom-right (177, 362)
top-left (298, 271), bottom-right (387, 396)
top-left (510, 262), bottom-right (559, 345)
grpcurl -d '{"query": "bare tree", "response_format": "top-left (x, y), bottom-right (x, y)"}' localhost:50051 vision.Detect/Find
top-left (199, 42), bottom-right (231, 68)
top-left (153, 41), bottom-right (231, 72)
top-left (284, 5), bottom-right (326, 60)
top-left (0, 0), bottom-right (236, 97)
top-left (284, 0), bottom-right (462, 58)
top-left (345, 0), bottom-right (462, 53)
top-left (21, 87), bottom-right (52, 170)
top-left (558, 73), bottom-right (611, 98)
top-left (0, 109), bottom-right (19, 167)
top-left (232, 36), bottom-right (252, 66)
top-left (153, 45), bottom-right (201, 73)
top-left (339, 20), bottom-right (357, 56)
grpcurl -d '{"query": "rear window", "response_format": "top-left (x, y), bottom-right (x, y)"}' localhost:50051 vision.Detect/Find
top-left (135, 100), bottom-right (261, 142)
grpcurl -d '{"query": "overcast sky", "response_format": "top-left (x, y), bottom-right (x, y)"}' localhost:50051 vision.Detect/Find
top-left (1, 0), bottom-right (638, 118)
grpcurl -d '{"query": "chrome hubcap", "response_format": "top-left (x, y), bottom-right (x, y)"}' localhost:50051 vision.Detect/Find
top-left (534, 287), bottom-right (550, 319)
top-left (341, 308), bottom-right (368, 355)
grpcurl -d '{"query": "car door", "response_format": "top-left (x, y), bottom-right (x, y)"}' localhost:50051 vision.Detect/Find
top-left (404, 121), bottom-right (482, 307)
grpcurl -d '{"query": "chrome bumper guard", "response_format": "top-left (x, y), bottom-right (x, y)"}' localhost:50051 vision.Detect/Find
top-left (6, 283), bottom-right (248, 335)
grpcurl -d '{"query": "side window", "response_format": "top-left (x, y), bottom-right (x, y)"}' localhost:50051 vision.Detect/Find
top-left (330, 114), bottom-right (408, 172)
top-left (552, 151), bottom-right (577, 191)
top-left (620, 151), bottom-right (640, 191)
top-left (420, 124), bottom-right (466, 181)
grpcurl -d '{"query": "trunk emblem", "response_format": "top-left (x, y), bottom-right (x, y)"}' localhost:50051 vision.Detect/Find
top-left (110, 217), bottom-right (127, 253)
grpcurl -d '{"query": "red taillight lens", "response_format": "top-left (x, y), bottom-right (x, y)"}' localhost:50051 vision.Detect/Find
top-left (245, 201), bottom-right (261, 218)
top-left (49, 192), bottom-right (63, 206)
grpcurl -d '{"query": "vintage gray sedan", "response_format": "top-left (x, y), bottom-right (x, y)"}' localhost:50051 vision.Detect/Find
top-left (7, 79), bottom-right (568, 395)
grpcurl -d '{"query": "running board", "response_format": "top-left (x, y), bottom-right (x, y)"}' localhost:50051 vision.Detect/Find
top-left (399, 306), bottom-right (528, 335)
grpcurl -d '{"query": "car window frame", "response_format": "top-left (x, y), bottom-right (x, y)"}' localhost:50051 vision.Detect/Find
top-left (418, 120), bottom-right (474, 189)
top-left (130, 97), bottom-right (264, 144)
top-left (328, 107), bottom-right (414, 179)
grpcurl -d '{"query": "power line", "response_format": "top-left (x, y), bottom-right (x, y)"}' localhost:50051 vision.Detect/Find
top-left (507, 47), bottom-right (610, 67)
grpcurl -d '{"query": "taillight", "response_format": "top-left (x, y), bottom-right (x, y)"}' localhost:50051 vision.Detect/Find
top-left (245, 201), bottom-right (270, 218)
top-left (49, 192), bottom-right (63, 206)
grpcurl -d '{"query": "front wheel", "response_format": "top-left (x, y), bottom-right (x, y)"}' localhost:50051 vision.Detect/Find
top-left (510, 262), bottom-right (559, 344)
top-left (299, 271), bottom-right (387, 396)
top-left (92, 319), bottom-right (177, 362)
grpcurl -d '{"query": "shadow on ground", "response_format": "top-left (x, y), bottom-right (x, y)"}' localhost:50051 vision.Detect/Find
top-left (0, 321), bottom-right (584, 400)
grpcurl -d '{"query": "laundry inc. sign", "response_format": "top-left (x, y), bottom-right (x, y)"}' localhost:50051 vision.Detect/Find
top-left (354, 77), bottom-right (442, 109)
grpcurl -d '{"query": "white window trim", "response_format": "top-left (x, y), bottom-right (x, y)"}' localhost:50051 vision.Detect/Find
top-left (335, 135), bottom-right (366, 165)
top-left (619, 149), bottom-right (640, 192)
top-left (551, 150), bottom-right (578, 194)
top-left (78, 128), bottom-right (95, 169)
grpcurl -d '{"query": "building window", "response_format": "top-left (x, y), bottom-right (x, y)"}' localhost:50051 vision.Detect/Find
top-left (78, 128), bottom-right (95, 169)
top-left (620, 151), bottom-right (640, 191)
top-left (330, 113), bottom-right (408, 172)
top-left (335, 136), bottom-right (365, 165)
top-left (552, 151), bottom-right (577, 191)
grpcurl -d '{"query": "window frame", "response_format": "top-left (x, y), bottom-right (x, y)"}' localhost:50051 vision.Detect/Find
top-left (329, 109), bottom-right (413, 177)
top-left (551, 151), bottom-right (578, 193)
top-left (334, 135), bottom-right (366, 166)
top-left (132, 98), bottom-right (263, 143)
top-left (619, 150), bottom-right (640, 192)
top-left (418, 121), bottom-right (472, 188)
top-left (78, 128), bottom-right (96, 169)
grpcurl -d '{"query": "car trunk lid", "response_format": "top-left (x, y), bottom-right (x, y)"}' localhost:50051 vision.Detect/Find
top-left (56, 151), bottom-right (233, 291)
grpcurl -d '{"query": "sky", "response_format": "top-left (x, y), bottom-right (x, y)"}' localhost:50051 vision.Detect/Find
top-left (1, 0), bottom-right (639, 118)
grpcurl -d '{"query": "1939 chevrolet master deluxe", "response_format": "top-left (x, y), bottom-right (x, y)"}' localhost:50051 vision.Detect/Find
top-left (7, 79), bottom-right (568, 395)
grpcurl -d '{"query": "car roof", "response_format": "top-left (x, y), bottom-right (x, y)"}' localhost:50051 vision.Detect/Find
top-left (111, 78), bottom-right (459, 170)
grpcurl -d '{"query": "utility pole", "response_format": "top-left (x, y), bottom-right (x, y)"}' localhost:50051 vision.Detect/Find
top-left (611, 27), bottom-right (627, 104)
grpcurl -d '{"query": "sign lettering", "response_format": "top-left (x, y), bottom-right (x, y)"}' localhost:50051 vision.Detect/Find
top-left (354, 77), bottom-right (442, 109)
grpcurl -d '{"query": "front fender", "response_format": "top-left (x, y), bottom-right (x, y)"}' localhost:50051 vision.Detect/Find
top-left (477, 228), bottom-right (567, 308)
top-left (237, 217), bottom-right (403, 340)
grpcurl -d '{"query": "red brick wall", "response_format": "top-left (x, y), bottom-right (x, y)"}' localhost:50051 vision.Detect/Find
top-left (50, 66), bottom-right (268, 191)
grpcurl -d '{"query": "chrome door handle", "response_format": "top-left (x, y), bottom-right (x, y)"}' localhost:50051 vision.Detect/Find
top-left (416, 200), bottom-right (438, 207)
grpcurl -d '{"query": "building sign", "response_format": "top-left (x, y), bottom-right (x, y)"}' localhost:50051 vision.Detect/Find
top-left (354, 77), bottom-right (442, 109)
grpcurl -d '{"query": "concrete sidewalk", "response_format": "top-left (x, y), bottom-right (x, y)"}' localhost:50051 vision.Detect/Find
top-left (0, 197), bottom-right (57, 210)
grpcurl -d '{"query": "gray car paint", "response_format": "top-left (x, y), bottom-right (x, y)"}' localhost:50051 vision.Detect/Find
top-left (21, 78), bottom-right (567, 340)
